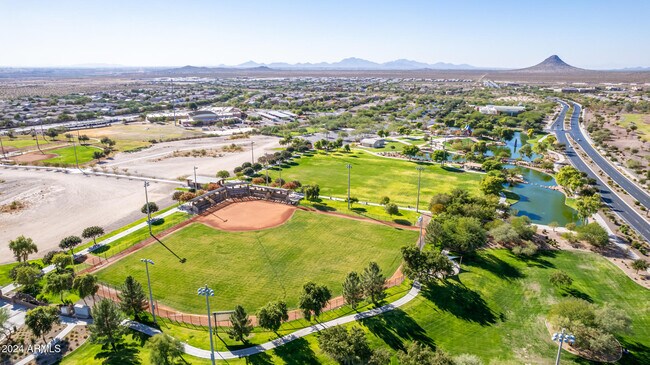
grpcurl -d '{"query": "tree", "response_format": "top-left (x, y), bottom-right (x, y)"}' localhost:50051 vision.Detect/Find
top-left (318, 326), bottom-right (372, 365)
top-left (361, 262), bottom-right (386, 304)
top-left (631, 259), bottom-right (649, 274)
top-left (8, 235), bottom-right (38, 263)
top-left (402, 145), bottom-right (420, 158)
top-left (342, 272), bottom-right (364, 310)
top-left (78, 134), bottom-right (90, 145)
top-left (398, 341), bottom-right (453, 365)
top-left (556, 166), bottom-right (587, 194)
top-left (480, 170), bottom-right (506, 196)
top-left (549, 271), bottom-right (573, 288)
top-left (14, 265), bottom-right (41, 288)
top-left (51, 253), bottom-right (73, 273)
top-left (25, 306), bottom-right (60, 343)
top-left (304, 184), bottom-right (320, 201)
top-left (188, 102), bottom-right (198, 111)
top-left (227, 305), bottom-right (253, 343)
top-left (44, 128), bottom-right (59, 139)
top-left (82, 226), bottom-right (105, 246)
top-left (257, 301), bottom-right (289, 333)
top-left (0, 307), bottom-right (13, 341)
top-left (141, 202), bottom-right (159, 215)
top-left (401, 246), bottom-right (454, 283)
top-left (379, 196), bottom-right (390, 205)
top-left (73, 274), bottom-right (99, 305)
top-left (93, 150), bottom-right (106, 161)
top-left (100, 137), bottom-right (116, 148)
top-left (89, 299), bottom-right (126, 351)
top-left (549, 221), bottom-right (559, 232)
top-left (576, 223), bottom-right (610, 248)
top-left (298, 282), bottom-right (331, 320)
top-left (576, 194), bottom-right (601, 223)
top-left (518, 143), bottom-right (533, 159)
top-left (119, 276), bottom-right (147, 319)
top-left (146, 333), bottom-right (184, 365)
top-left (432, 149), bottom-right (448, 166)
top-left (383, 201), bottom-right (398, 216)
top-left (426, 215), bottom-right (487, 254)
top-left (216, 170), bottom-right (230, 179)
top-left (44, 271), bottom-right (74, 302)
top-left (59, 235), bottom-right (82, 255)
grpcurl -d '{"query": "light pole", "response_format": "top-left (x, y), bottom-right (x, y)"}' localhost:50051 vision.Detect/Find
top-left (140, 258), bottom-right (156, 324)
top-left (417, 215), bottom-right (424, 250)
top-left (144, 181), bottom-right (152, 235)
top-left (193, 166), bottom-right (198, 190)
top-left (346, 163), bottom-right (352, 210)
top-left (72, 140), bottom-right (80, 169)
top-left (198, 285), bottom-right (216, 365)
top-left (0, 134), bottom-right (6, 159)
top-left (552, 328), bottom-right (575, 365)
top-left (415, 166), bottom-right (424, 212)
top-left (250, 140), bottom-right (255, 164)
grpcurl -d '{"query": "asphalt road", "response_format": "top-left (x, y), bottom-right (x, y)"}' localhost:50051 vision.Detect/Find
top-left (550, 101), bottom-right (650, 243)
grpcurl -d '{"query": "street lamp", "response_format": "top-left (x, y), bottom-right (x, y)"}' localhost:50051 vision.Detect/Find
top-left (417, 215), bottom-right (424, 250)
top-left (140, 259), bottom-right (156, 324)
top-left (552, 328), bottom-right (576, 365)
top-left (197, 285), bottom-right (216, 365)
top-left (144, 181), bottom-right (153, 235)
top-left (193, 166), bottom-right (198, 190)
top-left (346, 163), bottom-right (352, 210)
top-left (415, 166), bottom-right (424, 212)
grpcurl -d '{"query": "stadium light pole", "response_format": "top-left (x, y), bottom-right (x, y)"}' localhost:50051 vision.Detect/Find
top-left (72, 140), bottom-right (80, 169)
top-left (193, 166), bottom-right (198, 190)
top-left (144, 181), bottom-right (152, 235)
top-left (198, 285), bottom-right (216, 365)
top-left (0, 134), bottom-right (6, 159)
top-left (346, 163), bottom-right (352, 210)
top-left (140, 258), bottom-right (156, 324)
top-left (552, 328), bottom-right (575, 365)
top-left (417, 215), bottom-right (424, 250)
top-left (250, 140), bottom-right (255, 164)
top-left (415, 166), bottom-right (424, 213)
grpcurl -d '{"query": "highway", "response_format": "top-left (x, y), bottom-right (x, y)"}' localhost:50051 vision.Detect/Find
top-left (550, 101), bottom-right (650, 243)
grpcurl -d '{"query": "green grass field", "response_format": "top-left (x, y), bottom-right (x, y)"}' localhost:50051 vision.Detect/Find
top-left (300, 198), bottom-right (420, 225)
top-left (270, 151), bottom-right (482, 207)
top-left (1, 135), bottom-right (63, 149)
top-left (97, 210), bottom-right (418, 313)
top-left (43, 145), bottom-right (103, 165)
top-left (620, 114), bottom-right (650, 142)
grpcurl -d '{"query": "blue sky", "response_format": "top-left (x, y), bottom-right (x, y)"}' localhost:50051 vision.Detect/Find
top-left (1, 0), bottom-right (648, 68)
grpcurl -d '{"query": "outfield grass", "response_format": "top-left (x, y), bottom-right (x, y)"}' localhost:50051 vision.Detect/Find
top-left (620, 114), bottom-right (650, 142)
top-left (269, 151), bottom-right (482, 207)
top-left (97, 210), bottom-right (418, 313)
top-left (1, 135), bottom-right (62, 149)
top-left (300, 198), bottom-right (420, 225)
top-left (360, 140), bottom-right (405, 152)
top-left (43, 145), bottom-right (103, 165)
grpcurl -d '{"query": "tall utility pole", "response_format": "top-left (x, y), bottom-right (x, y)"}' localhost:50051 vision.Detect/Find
top-left (193, 166), bottom-right (198, 190)
top-left (417, 215), bottom-right (424, 250)
top-left (144, 181), bottom-right (152, 235)
top-left (250, 140), bottom-right (255, 164)
top-left (33, 129), bottom-right (43, 154)
top-left (198, 285), bottom-right (216, 365)
top-left (0, 135), bottom-right (6, 159)
top-left (171, 78), bottom-right (176, 126)
top-left (72, 141), bottom-right (80, 169)
top-left (346, 163), bottom-right (352, 209)
top-left (140, 259), bottom-right (156, 324)
top-left (552, 328), bottom-right (575, 365)
top-left (415, 166), bottom-right (424, 213)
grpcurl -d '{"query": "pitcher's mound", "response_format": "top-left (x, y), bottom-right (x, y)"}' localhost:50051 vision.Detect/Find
top-left (197, 200), bottom-right (296, 231)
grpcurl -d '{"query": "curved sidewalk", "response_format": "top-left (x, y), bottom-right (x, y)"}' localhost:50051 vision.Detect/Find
top-left (127, 281), bottom-right (421, 360)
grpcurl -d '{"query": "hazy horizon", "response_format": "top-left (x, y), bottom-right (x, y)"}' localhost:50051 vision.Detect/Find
top-left (2, 0), bottom-right (649, 69)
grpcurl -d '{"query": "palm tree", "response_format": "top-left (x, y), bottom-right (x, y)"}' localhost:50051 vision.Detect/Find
top-left (8, 236), bottom-right (38, 263)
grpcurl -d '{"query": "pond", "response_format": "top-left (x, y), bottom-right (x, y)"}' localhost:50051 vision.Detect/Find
top-left (486, 131), bottom-right (542, 161)
top-left (504, 164), bottom-right (579, 226)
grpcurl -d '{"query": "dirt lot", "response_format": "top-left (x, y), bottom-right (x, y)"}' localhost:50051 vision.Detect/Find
top-left (10, 152), bottom-right (56, 163)
top-left (100, 134), bottom-right (280, 180)
top-left (0, 168), bottom-right (177, 264)
top-left (197, 200), bottom-right (296, 231)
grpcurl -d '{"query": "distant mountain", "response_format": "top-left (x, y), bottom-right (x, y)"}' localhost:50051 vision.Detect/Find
top-left (515, 55), bottom-right (585, 73)
top-left (229, 57), bottom-right (478, 70)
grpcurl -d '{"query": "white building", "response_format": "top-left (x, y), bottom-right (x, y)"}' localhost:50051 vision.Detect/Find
top-left (359, 138), bottom-right (385, 148)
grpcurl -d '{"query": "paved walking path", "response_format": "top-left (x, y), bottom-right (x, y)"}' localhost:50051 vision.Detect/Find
top-left (126, 282), bottom-right (421, 360)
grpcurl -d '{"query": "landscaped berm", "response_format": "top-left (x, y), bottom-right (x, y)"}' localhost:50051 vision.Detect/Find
top-left (96, 203), bottom-right (418, 314)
